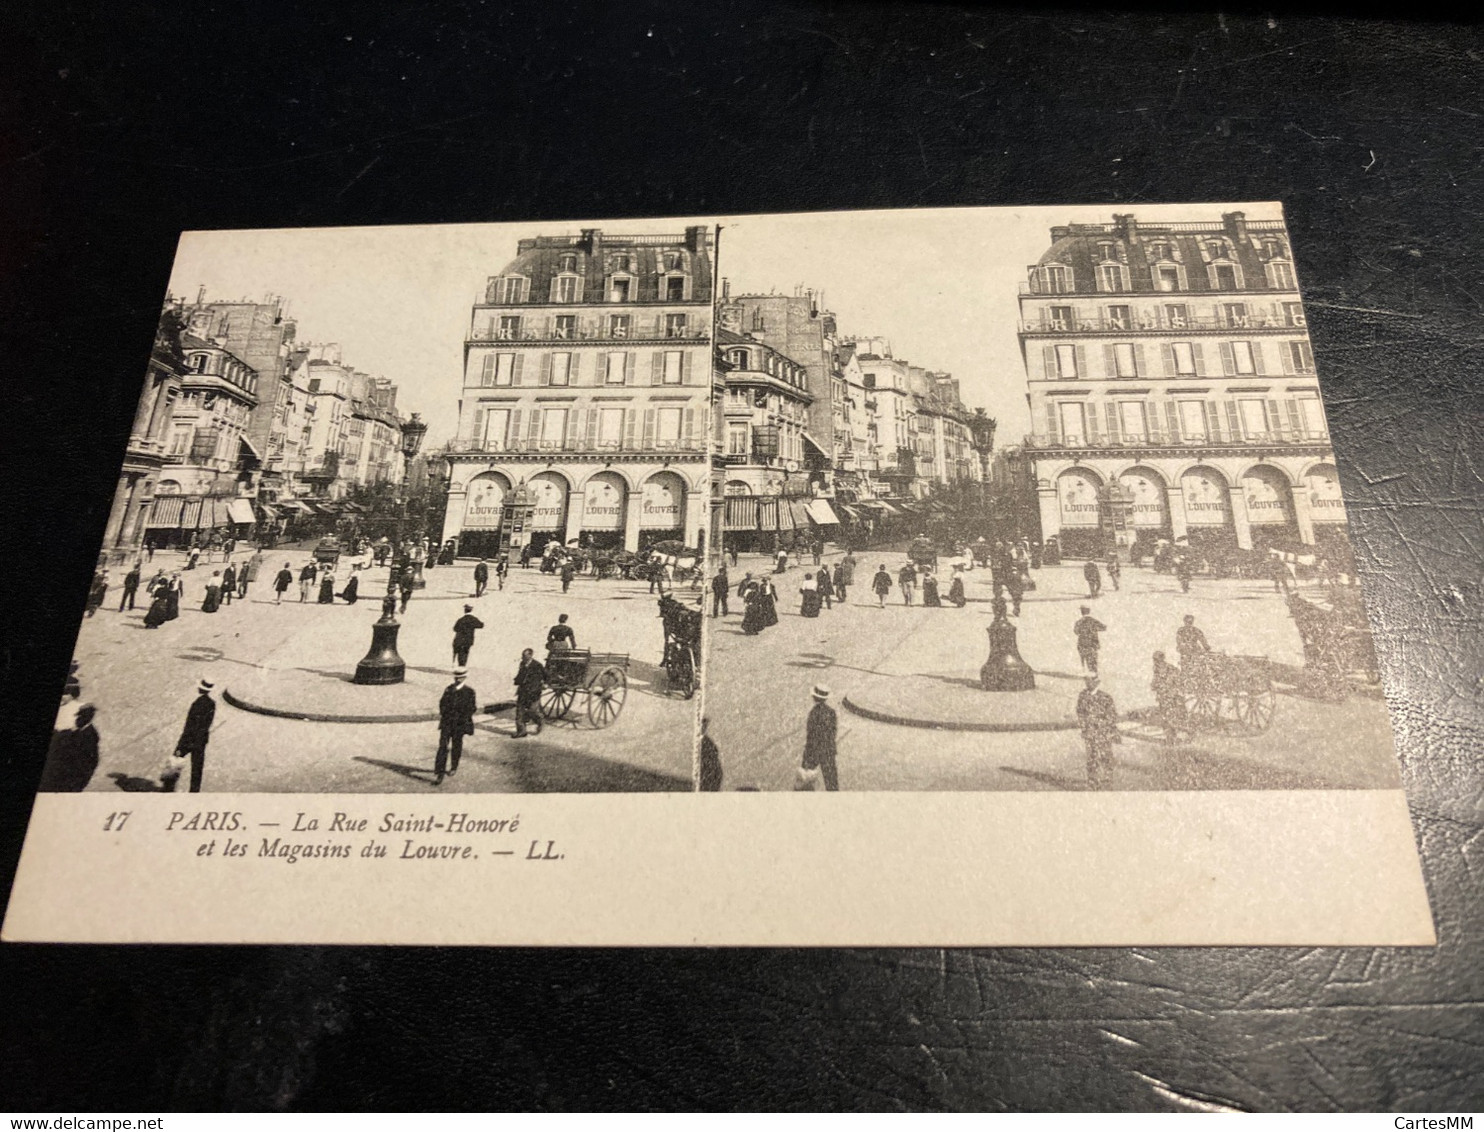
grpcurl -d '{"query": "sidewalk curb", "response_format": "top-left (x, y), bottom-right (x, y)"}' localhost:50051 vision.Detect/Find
top-left (841, 695), bottom-right (1084, 733)
top-left (224, 688), bottom-right (522, 725)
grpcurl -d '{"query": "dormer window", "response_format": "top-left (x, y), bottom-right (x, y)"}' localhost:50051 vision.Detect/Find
top-left (1097, 242), bottom-right (1120, 263)
top-left (728, 348), bottom-right (749, 368)
top-left (560, 254), bottom-right (577, 273)
top-left (662, 251), bottom-right (683, 271)
top-left (554, 275), bottom-right (579, 303)
top-left (1097, 264), bottom-right (1126, 293)
top-left (666, 276), bottom-right (686, 302)
top-left (1266, 260), bottom-right (1295, 289)
top-left (1041, 264), bottom-right (1072, 294)
top-left (611, 254), bottom-right (631, 272)
top-left (491, 276), bottom-right (527, 304)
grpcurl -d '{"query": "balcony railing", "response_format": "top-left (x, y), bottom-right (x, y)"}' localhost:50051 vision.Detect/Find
top-left (1020, 314), bottom-right (1305, 334)
top-left (467, 326), bottom-right (710, 344)
top-left (450, 437), bottom-right (708, 457)
top-left (1025, 427), bottom-right (1330, 450)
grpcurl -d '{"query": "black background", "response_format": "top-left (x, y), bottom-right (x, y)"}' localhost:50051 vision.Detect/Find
top-left (2, 1), bottom-right (1481, 1112)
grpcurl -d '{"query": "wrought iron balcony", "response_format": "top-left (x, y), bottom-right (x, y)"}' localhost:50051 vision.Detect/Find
top-left (1024, 427), bottom-right (1330, 451)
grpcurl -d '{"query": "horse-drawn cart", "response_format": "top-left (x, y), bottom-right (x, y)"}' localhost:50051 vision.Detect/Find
top-left (538, 649), bottom-right (631, 728)
top-left (658, 595), bottom-right (702, 699)
top-left (1179, 652), bottom-right (1277, 733)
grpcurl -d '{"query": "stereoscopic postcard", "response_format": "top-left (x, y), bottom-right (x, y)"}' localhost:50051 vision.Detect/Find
top-left (2, 203), bottom-right (1434, 945)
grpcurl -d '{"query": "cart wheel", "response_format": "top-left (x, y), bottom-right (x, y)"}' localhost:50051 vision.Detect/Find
top-left (1234, 687), bottom-right (1277, 732)
top-left (668, 645), bottom-right (697, 700)
top-left (539, 684), bottom-right (575, 721)
top-left (1185, 690), bottom-right (1221, 727)
top-left (587, 666), bottom-right (628, 728)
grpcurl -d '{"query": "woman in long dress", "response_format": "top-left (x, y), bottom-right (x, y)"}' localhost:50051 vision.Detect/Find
top-left (740, 584), bottom-right (764, 635)
top-left (947, 567), bottom-right (967, 608)
top-left (800, 574), bottom-right (821, 618)
top-left (338, 573), bottom-right (360, 604)
top-left (922, 569), bottom-right (942, 607)
top-left (318, 570), bottom-right (336, 604)
top-left (164, 573), bottom-right (183, 621)
top-left (202, 571), bottom-right (222, 613)
top-left (759, 578), bottom-right (779, 628)
top-left (143, 574), bottom-right (170, 628)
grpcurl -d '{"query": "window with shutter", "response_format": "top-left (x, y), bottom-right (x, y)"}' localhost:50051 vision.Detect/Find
top-left (1219, 342), bottom-right (1236, 375)
top-left (1283, 399), bottom-right (1302, 439)
top-left (1046, 403), bottom-right (1061, 445)
top-left (1164, 401), bottom-right (1180, 441)
top-left (1105, 402), bottom-right (1120, 444)
top-left (1113, 343), bottom-right (1138, 378)
top-left (485, 408), bottom-right (510, 451)
top-left (625, 352), bottom-right (635, 385)
top-left (509, 409), bottom-right (523, 451)
top-left (683, 407), bottom-right (697, 448)
top-left (1043, 345), bottom-right (1057, 380)
top-left (585, 409), bottom-right (600, 449)
top-left (1074, 345), bottom-right (1088, 379)
top-left (623, 408), bottom-right (637, 450)
top-left (551, 353), bottom-right (571, 387)
top-left (566, 408), bottom-right (581, 450)
top-left (481, 355), bottom-right (495, 386)
top-left (539, 354), bottom-right (552, 386)
top-left (513, 355), bottom-right (525, 386)
top-left (642, 408), bottom-right (657, 449)
top-left (1224, 401), bottom-right (1241, 441)
top-left (471, 409), bottom-right (485, 448)
top-left (526, 410), bottom-right (540, 448)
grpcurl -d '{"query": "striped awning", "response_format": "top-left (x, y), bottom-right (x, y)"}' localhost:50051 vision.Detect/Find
top-left (723, 496), bottom-right (759, 532)
top-left (147, 495), bottom-right (186, 528)
top-left (788, 501), bottom-right (812, 529)
top-left (805, 499), bottom-right (840, 525)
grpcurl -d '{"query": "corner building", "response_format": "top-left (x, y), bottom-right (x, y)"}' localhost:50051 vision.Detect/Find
top-left (1018, 211), bottom-right (1346, 559)
top-left (444, 227), bottom-right (714, 557)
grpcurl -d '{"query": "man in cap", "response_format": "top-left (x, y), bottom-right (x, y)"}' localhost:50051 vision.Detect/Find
top-left (1073, 605), bottom-right (1107, 674)
top-left (434, 667), bottom-right (477, 786)
top-left (798, 684), bottom-right (840, 791)
top-left (451, 604), bottom-right (485, 667)
top-left (511, 648), bottom-right (546, 739)
top-left (1076, 675), bottom-right (1120, 788)
top-left (473, 558), bottom-right (490, 599)
top-left (1176, 614), bottom-right (1210, 666)
top-left (171, 679), bottom-right (217, 793)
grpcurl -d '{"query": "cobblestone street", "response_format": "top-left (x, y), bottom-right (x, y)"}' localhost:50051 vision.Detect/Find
top-left (58, 546), bottom-right (698, 793)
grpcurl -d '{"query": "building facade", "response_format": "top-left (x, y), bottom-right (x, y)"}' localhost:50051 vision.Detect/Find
top-left (145, 331), bottom-right (262, 545)
top-left (100, 308), bottom-right (187, 564)
top-left (444, 226), bottom-right (715, 558)
top-left (1018, 211), bottom-right (1342, 559)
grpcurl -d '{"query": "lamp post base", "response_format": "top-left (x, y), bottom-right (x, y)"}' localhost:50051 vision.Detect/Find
top-left (354, 617), bottom-right (407, 685)
top-left (411, 559), bottom-right (428, 590)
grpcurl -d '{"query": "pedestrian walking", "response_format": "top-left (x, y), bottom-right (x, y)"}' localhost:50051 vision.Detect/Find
top-left (948, 565), bottom-right (967, 608)
top-left (143, 573), bottom-right (170, 629)
top-left (473, 558), bottom-right (489, 598)
top-left (774, 547), bottom-right (788, 574)
top-left (545, 613), bottom-right (576, 653)
top-left (740, 574), bottom-right (766, 635)
top-left (811, 539), bottom-right (822, 567)
top-left (166, 680), bottom-right (217, 793)
top-left (495, 556), bottom-right (508, 590)
top-left (318, 569), bottom-right (336, 604)
top-left (699, 716), bottom-right (723, 791)
top-left (727, 543), bottom-right (738, 568)
top-left (922, 568), bottom-right (942, 607)
top-left (398, 567), bottom-right (414, 613)
top-left (119, 562), bottom-right (141, 611)
top-left (1076, 676), bottom-right (1120, 788)
top-left (1083, 559), bottom-right (1102, 598)
top-left (433, 667), bottom-right (477, 786)
top-left (1175, 614), bottom-right (1210, 666)
top-left (758, 577), bottom-right (779, 628)
top-left (241, 551), bottom-right (263, 598)
top-left (796, 684), bottom-right (839, 791)
top-left (144, 536), bottom-right (156, 563)
top-left (835, 552), bottom-right (855, 602)
top-left (452, 605), bottom-right (484, 666)
top-left (512, 648), bottom-right (545, 738)
top-left (710, 566), bottom-right (730, 617)
top-left (1005, 570), bottom-right (1025, 617)
top-left (1175, 553), bottom-right (1193, 593)
top-left (1074, 605), bottom-right (1107, 673)
top-left (220, 562), bottom-right (236, 606)
top-left (186, 545), bottom-right (201, 571)
top-left (817, 563), bottom-right (833, 610)
top-left (1151, 651), bottom-right (1186, 745)
top-left (273, 562), bottom-right (294, 604)
top-left (1106, 555), bottom-right (1121, 591)
top-left (872, 564), bottom-right (893, 608)
top-left (800, 573), bottom-right (822, 618)
top-left (338, 573), bottom-right (360, 604)
top-left (38, 703), bottom-right (100, 792)
top-left (897, 562), bottom-right (917, 606)
top-left (298, 560), bottom-right (316, 602)
top-left (222, 537), bottom-right (236, 562)
top-left (1269, 554), bottom-right (1292, 594)
top-left (165, 572), bottom-right (183, 622)
top-left (85, 571), bottom-right (108, 617)
top-left (560, 558), bottom-right (575, 594)
top-left (202, 571), bottom-right (223, 613)
top-left (519, 542), bottom-right (533, 569)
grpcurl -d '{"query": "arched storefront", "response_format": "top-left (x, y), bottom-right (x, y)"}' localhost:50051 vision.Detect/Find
top-left (579, 471), bottom-right (627, 550)
top-left (1055, 467), bottom-right (1105, 558)
top-left (1303, 463), bottom-right (1350, 559)
top-left (1118, 466), bottom-right (1172, 559)
top-left (525, 471), bottom-right (571, 556)
top-left (638, 470), bottom-right (687, 552)
top-left (456, 471), bottom-right (512, 559)
top-left (1180, 466), bottom-right (1237, 557)
top-left (1241, 465), bottom-right (1298, 551)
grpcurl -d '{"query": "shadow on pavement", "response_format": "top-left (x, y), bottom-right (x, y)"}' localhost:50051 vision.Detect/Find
top-left (108, 772), bottom-right (167, 792)
top-left (505, 739), bottom-right (691, 792)
top-left (353, 756), bottom-right (438, 785)
top-left (1119, 747), bottom-right (1336, 791)
top-left (998, 765), bottom-right (1092, 791)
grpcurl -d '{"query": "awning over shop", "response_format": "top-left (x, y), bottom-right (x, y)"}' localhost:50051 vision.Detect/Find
top-left (256, 502), bottom-right (279, 521)
top-left (238, 435), bottom-right (262, 462)
top-left (874, 500), bottom-right (902, 515)
top-left (147, 495), bottom-right (186, 528)
top-left (724, 496), bottom-right (759, 532)
top-left (805, 499), bottom-right (840, 525)
top-left (227, 498), bottom-right (256, 525)
top-left (776, 498), bottom-right (795, 531)
top-left (801, 432), bottom-right (830, 461)
top-left (788, 501), bottom-right (812, 529)
top-left (280, 500), bottom-right (315, 514)
top-left (756, 498), bottom-right (780, 532)
top-left (835, 503), bottom-right (861, 521)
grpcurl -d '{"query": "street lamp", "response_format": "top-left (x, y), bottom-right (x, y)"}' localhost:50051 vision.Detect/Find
top-left (353, 413), bottom-right (428, 686)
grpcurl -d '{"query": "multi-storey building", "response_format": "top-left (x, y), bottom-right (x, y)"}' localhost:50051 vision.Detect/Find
top-left (1017, 211), bottom-right (1343, 559)
top-left (444, 227), bottom-right (714, 557)
top-left (146, 332), bottom-right (262, 545)
top-left (100, 307), bottom-right (186, 564)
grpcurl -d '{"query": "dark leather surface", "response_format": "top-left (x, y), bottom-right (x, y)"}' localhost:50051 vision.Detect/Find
top-left (1, 3), bottom-right (1479, 1112)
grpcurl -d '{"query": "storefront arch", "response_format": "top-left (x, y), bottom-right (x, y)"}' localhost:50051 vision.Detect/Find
top-left (1116, 465), bottom-right (1172, 557)
top-left (454, 471), bottom-right (513, 559)
top-left (1055, 466), bottom-right (1105, 558)
top-left (1180, 465), bottom-right (1236, 557)
top-left (639, 470), bottom-right (687, 552)
top-left (578, 470), bottom-right (628, 550)
top-left (525, 470), bottom-right (573, 554)
top-left (1240, 464), bottom-right (1299, 550)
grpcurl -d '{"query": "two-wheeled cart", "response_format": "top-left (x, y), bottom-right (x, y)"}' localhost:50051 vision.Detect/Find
top-left (658, 594), bottom-right (702, 699)
top-left (538, 648), bottom-right (631, 728)
top-left (1179, 651), bottom-right (1277, 733)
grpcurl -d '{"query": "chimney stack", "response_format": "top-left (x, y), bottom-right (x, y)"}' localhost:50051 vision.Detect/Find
top-left (1223, 211), bottom-right (1248, 241)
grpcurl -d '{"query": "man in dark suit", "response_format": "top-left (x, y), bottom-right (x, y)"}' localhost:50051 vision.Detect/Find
top-left (39, 703), bottom-right (100, 792)
top-left (710, 566), bottom-right (729, 617)
top-left (512, 648), bottom-right (545, 738)
top-left (1074, 606), bottom-right (1107, 674)
top-left (1076, 675), bottom-right (1120, 788)
top-left (800, 684), bottom-right (839, 791)
top-left (172, 680), bottom-right (217, 793)
top-left (434, 667), bottom-right (477, 785)
top-left (473, 558), bottom-right (489, 598)
top-left (119, 562), bottom-right (141, 611)
top-left (698, 715), bottom-right (723, 791)
top-left (451, 605), bottom-right (485, 666)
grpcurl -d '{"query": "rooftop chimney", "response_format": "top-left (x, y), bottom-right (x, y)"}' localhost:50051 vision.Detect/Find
top-left (1113, 213), bottom-right (1139, 242)
top-left (1223, 211), bottom-right (1248, 241)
